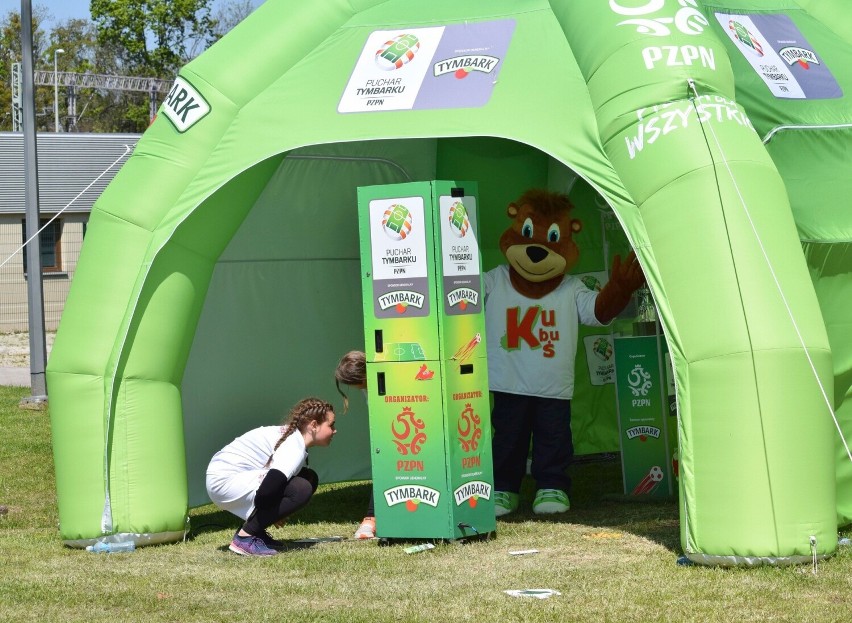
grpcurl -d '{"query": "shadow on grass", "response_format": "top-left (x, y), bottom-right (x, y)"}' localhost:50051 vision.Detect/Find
top-left (188, 508), bottom-right (241, 538)
top-left (188, 481), bottom-right (373, 540)
top-left (497, 456), bottom-right (682, 553)
top-left (214, 538), bottom-right (343, 554)
top-left (189, 459), bottom-right (682, 554)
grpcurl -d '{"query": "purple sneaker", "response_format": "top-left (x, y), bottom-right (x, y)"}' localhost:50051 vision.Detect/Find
top-left (229, 533), bottom-right (277, 556)
top-left (258, 529), bottom-right (286, 550)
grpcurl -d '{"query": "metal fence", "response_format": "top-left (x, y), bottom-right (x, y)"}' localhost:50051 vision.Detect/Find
top-left (0, 214), bottom-right (86, 332)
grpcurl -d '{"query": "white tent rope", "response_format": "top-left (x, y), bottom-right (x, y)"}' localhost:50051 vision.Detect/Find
top-left (0, 144), bottom-right (133, 271)
top-left (686, 79), bottom-right (852, 464)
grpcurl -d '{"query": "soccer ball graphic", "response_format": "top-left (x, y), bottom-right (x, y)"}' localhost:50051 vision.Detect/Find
top-left (729, 21), bottom-right (764, 57)
top-left (648, 466), bottom-right (664, 482)
top-left (382, 204), bottom-right (413, 240)
top-left (591, 337), bottom-right (613, 361)
top-left (581, 275), bottom-right (602, 292)
top-left (448, 201), bottom-right (470, 237)
top-left (375, 33), bottom-right (421, 71)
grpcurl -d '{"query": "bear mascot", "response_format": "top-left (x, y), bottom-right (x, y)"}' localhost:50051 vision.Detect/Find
top-left (484, 188), bottom-right (644, 516)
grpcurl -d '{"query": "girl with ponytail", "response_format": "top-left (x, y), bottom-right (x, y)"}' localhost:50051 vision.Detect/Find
top-left (206, 397), bottom-right (337, 556)
top-left (333, 350), bottom-right (376, 540)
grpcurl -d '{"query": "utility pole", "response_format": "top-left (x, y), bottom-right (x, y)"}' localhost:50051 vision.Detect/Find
top-left (53, 48), bottom-right (64, 132)
top-left (19, 0), bottom-right (49, 405)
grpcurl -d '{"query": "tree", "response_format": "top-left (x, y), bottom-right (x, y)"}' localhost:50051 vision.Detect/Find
top-left (1, 1), bottom-right (252, 133)
top-left (48, 18), bottom-right (152, 133)
top-left (213, 0), bottom-right (257, 38)
top-left (91, 0), bottom-right (218, 78)
top-left (0, 5), bottom-right (53, 131)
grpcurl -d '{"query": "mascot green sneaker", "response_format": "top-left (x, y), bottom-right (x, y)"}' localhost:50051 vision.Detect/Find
top-left (494, 491), bottom-right (519, 517)
top-left (533, 489), bottom-right (570, 514)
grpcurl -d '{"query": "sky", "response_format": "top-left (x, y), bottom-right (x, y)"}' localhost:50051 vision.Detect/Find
top-left (1, 1), bottom-right (96, 25)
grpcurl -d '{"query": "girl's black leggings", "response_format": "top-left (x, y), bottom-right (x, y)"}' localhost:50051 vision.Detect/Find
top-left (243, 467), bottom-right (318, 535)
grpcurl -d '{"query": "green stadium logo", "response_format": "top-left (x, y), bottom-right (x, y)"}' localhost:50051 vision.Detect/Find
top-left (375, 33), bottom-right (421, 71)
top-left (581, 275), bottom-right (602, 291)
top-left (591, 337), bottom-right (613, 361)
top-left (382, 204), bottom-right (413, 240)
top-left (728, 20), bottom-right (764, 57)
top-left (448, 201), bottom-right (470, 237)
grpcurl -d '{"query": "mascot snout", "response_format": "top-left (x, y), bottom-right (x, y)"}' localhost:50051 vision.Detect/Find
top-left (526, 245), bottom-right (548, 263)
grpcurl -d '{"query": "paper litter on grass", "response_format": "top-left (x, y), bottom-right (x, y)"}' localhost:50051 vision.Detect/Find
top-left (504, 589), bottom-right (561, 599)
top-left (508, 549), bottom-right (539, 556)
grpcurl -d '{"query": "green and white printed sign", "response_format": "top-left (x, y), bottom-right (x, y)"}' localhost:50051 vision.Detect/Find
top-left (614, 335), bottom-right (675, 498)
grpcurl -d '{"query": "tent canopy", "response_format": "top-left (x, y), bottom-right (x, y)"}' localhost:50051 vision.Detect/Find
top-left (48, 0), bottom-right (852, 565)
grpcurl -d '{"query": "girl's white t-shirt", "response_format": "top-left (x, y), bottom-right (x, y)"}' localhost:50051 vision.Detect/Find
top-left (205, 425), bottom-right (308, 519)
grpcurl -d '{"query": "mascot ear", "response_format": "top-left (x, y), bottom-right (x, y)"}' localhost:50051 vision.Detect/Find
top-left (571, 219), bottom-right (583, 234)
top-left (507, 202), bottom-right (519, 219)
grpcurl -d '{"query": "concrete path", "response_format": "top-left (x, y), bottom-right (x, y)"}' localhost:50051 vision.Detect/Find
top-left (0, 366), bottom-right (31, 387)
top-left (0, 332), bottom-right (54, 388)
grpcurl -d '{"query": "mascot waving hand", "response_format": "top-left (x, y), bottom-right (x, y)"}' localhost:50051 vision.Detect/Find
top-left (484, 189), bottom-right (644, 516)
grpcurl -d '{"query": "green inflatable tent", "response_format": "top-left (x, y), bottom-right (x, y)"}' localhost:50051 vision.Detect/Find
top-left (47, 0), bottom-right (852, 565)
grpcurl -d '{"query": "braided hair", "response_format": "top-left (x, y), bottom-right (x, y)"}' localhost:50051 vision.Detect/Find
top-left (273, 397), bottom-right (335, 453)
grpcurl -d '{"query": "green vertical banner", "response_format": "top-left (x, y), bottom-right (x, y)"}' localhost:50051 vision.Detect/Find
top-left (614, 335), bottom-right (674, 498)
top-left (359, 181), bottom-right (495, 540)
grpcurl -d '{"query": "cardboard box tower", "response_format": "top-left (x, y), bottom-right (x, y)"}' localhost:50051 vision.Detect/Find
top-left (358, 180), bottom-right (496, 540)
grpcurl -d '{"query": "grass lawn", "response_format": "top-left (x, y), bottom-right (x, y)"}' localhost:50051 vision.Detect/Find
top-left (1, 385), bottom-right (850, 622)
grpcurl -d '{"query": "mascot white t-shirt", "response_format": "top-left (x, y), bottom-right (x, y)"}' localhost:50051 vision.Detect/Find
top-left (484, 265), bottom-right (602, 400)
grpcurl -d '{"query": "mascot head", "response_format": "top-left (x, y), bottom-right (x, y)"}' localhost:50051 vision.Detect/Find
top-left (500, 189), bottom-right (582, 299)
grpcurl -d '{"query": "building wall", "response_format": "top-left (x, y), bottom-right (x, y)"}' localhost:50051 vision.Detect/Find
top-left (0, 133), bottom-right (140, 215)
top-left (0, 133), bottom-right (139, 333)
top-left (0, 214), bottom-right (87, 331)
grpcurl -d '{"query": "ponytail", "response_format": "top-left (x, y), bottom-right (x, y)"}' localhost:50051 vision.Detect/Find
top-left (334, 350), bottom-right (366, 413)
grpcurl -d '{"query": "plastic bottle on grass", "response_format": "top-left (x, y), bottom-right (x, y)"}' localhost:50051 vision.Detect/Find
top-left (86, 541), bottom-right (136, 553)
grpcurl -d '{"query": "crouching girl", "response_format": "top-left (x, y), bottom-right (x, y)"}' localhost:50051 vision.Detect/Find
top-left (206, 397), bottom-right (337, 556)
